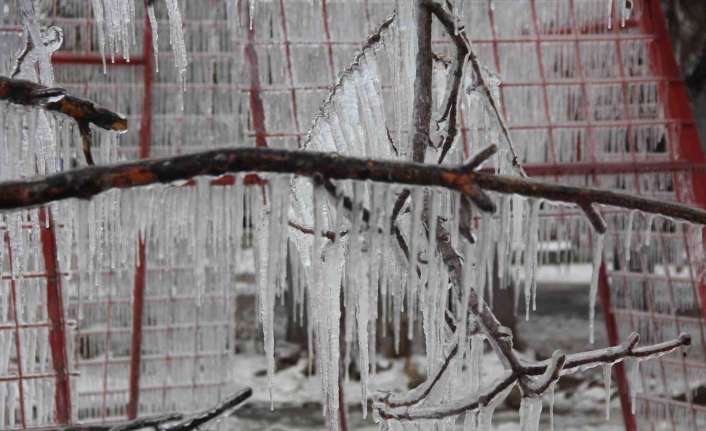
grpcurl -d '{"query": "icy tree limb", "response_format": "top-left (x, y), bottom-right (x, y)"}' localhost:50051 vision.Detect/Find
top-left (57, 413), bottom-right (184, 431)
top-left (377, 333), bottom-right (689, 420)
top-left (159, 387), bottom-right (253, 430)
top-left (579, 202), bottom-right (609, 234)
top-left (425, 0), bottom-right (469, 165)
top-left (307, 13), bottom-right (396, 150)
top-left (520, 350), bottom-right (565, 395)
top-left (288, 220), bottom-right (342, 242)
top-left (54, 388), bottom-right (252, 430)
top-left (423, 0), bottom-right (526, 176)
top-left (389, 0), bottom-right (472, 227)
top-left (10, 32), bottom-right (33, 78)
top-left (2, 146), bottom-right (706, 224)
top-left (412, 0), bottom-right (434, 163)
top-left (0, 75), bottom-right (127, 165)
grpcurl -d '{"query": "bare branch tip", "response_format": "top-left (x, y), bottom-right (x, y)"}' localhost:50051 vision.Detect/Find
top-left (580, 202), bottom-right (608, 234)
top-left (679, 333), bottom-right (692, 346)
top-left (625, 332), bottom-right (640, 351)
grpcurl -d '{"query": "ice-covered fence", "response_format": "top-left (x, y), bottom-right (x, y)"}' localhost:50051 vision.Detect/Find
top-left (0, 0), bottom-right (704, 430)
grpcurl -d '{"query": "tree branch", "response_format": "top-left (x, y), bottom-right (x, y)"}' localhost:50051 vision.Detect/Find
top-left (377, 333), bottom-right (689, 421)
top-left (1, 146), bottom-right (705, 226)
top-left (54, 387), bottom-right (252, 431)
top-left (412, 0), bottom-right (434, 163)
top-left (0, 75), bottom-right (128, 165)
top-left (423, 0), bottom-right (525, 176)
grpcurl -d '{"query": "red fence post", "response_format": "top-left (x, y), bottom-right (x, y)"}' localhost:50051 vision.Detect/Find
top-left (38, 207), bottom-right (72, 424)
top-left (244, 6), bottom-right (268, 149)
top-left (4, 233), bottom-right (27, 428)
top-left (127, 236), bottom-right (147, 419)
top-left (643, 0), bottom-right (706, 318)
top-left (598, 263), bottom-right (637, 431)
top-left (127, 2), bottom-right (155, 419)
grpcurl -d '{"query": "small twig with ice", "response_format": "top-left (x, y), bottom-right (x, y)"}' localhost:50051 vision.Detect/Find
top-left (53, 387), bottom-right (251, 431)
top-left (0, 75), bottom-right (127, 166)
top-left (376, 333), bottom-right (689, 421)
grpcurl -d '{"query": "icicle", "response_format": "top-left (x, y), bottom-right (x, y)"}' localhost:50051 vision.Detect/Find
top-left (603, 363), bottom-right (612, 420)
top-left (524, 199), bottom-right (540, 319)
top-left (147, 3), bottom-right (159, 73)
top-left (165, 0), bottom-right (188, 103)
top-left (519, 396), bottom-right (542, 431)
top-left (620, 0), bottom-right (633, 27)
top-left (547, 381), bottom-right (556, 431)
top-left (624, 210), bottom-right (635, 265)
top-left (92, 0), bottom-right (107, 73)
top-left (478, 384), bottom-right (514, 431)
top-left (249, 0), bottom-right (256, 30)
top-left (463, 410), bottom-right (478, 431)
top-left (625, 358), bottom-right (642, 414)
top-left (588, 231), bottom-right (605, 344)
top-left (406, 187), bottom-right (425, 339)
top-left (607, 0), bottom-right (614, 29)
top-left (469, 335), bottom-right (483, 397)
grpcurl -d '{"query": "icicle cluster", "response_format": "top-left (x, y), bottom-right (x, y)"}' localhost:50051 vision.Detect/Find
top-left (90, 0), bottom-right (187, 83)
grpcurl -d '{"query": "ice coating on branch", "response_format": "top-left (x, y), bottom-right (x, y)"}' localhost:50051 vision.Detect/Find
top-left (588, 231), bottom-right (605, 344)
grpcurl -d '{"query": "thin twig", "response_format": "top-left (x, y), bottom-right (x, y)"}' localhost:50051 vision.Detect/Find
top-left (377, 333), bottom-right (689, 420)
top-left (288, 220), bottom-right (342, 241)
top-left (304, 13), bottom-right (396, 150)
top-left (423, 0), bottom-right (526, 176)
top-left (423, 0), bottom-right (469, 165)
top-left (56, 413), bottom-right (183, 431)
top-left (0, 75), bottom-right (127, 166)
top-left (160, 388), bottom-right (253, 430)
top-left (412, 0), bottom-right (434, 163)
top-left (54, 387), bottom-right (252, 430)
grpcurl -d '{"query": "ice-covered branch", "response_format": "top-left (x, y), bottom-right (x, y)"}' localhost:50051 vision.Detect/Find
top-left (423, 0), bottom-right (525, 176)
top-left (2, 146), bottom-right (706, 224)
top-left (56, 388), bottom-right (252, 431)
top-left (376, 333), bottom-right (689, 421)
top-left (424, 0), bottom-right (469, 164)
top-left (0, 75), bottom-right (127, 165)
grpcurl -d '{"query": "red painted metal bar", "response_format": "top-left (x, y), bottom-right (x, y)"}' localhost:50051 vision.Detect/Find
top-left (127, 237), bottom-right (146, 419)
top-left (244, 6), bottom-right (268, 149)
top-left (644, 3), bottom-right (706, 427)
top-left (4, 233), bottom-right (27, 428)
top-left (643, 0), bottom-right (706, 318)
top-left (38, 207), bottom-right (72, 424)
top-left (51, 53), bottom-right (144, 66)
top-left (320, 0), bottom-right (337, 82)
top-left (277, 0), bottom-right (302, 147)
top-left (127, 3), bottom-right (155, 420)
top-left (598, 263), bottom-right (638, 431)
